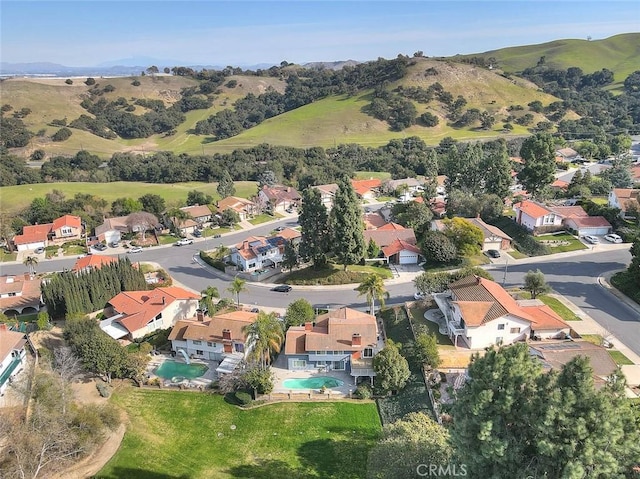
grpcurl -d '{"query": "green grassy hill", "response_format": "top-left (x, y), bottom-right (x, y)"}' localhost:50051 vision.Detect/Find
top-left (463, 33), bottom-right (640, 83)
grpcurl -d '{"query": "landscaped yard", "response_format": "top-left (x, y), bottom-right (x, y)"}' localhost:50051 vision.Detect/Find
top-left (0, 250), bottom-right (17, 262)
top-left (608, 350), bottom-right (634, 365)
top-left (410, 306), bottom-right (455, 348)
top-left (516, 292), bottom-right (582, 321)
top-left (284, 263), bottom-right (392, 286)
top-left (508, 249), bottom-right (528, 259)
top-left (534, 233), bottom-right (588, 254)
top-left (377, 307), bottom-right (433, 424)
top-left (96, 388), bottom-right (381, 479)
top-left (250, 213), bottom-right (278, 225)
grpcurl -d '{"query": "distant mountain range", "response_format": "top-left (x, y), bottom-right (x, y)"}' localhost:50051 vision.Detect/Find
top-left (0, 60), bottom-right (358, 77)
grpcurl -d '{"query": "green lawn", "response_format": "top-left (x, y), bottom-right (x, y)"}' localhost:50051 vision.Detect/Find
top-left (157, 234), bottom-right (178, 245)
top-left (0, 181), bottom-right (258, 216)
top-left (581, 334), bottom-right (604, 346)
top-left (0, 250), bottom-right (18, 262)
top-left (354, 171), bottom-right (392, 181)
top-left (284, 263), bottom-right (392, 286)
top-left (410, 307), bottom-right (455, 349)
top-left (250, 213), bottom-right (277, 225)
top-left (507, 250), bottom-right (528, 259)
top-left (608, 350), bottom-right (634, 366)
top-left (536, 295), bottom-right (582, 321)
top-left (534, 233), bottom-right (588, 254)
top-left (97, 388), bottom-right (381, 479)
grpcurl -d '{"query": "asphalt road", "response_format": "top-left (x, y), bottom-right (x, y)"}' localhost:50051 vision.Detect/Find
top-left (2, 221), bottom-right (639, 355)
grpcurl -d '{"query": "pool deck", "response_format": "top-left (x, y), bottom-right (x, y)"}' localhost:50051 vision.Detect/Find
top-left (270, 353), bottom-right (356, 397)
top-left (147, 353), bottom-right (217, 389)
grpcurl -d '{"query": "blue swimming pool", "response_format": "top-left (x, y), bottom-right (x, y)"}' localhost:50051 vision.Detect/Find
top-left (154, 360), bottom-right (209, 382)
top-left (282, 376), bottom-right (344, 389)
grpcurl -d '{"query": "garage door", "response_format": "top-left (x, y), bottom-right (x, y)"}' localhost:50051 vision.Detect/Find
top-left (578, 227), bottom-right (610, 236)
top-left (483, 241), bottom-right (502, 252)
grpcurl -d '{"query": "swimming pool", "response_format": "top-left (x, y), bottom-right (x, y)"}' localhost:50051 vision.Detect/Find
top-left (154, 360), bottom-right (209, 382)
top-left (282, 376), bottom-right (344, 389)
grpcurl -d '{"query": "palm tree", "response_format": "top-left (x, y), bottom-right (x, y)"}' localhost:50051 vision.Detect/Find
top-left (356, 273), bottom-right (389, 314)
top-left (227, 276), bottom-right (247, 307)
top-left (243, 311), bottom-right (284, 368)
top-left (23, 255), bottom-right (38, 276)
top-left (200, 285), bottom-right (220, 315)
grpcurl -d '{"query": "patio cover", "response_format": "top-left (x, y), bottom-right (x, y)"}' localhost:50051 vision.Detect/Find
top-left (99, 315), bottom-right (129, 340)
top-left (216, 354), bottom-right (243, 374)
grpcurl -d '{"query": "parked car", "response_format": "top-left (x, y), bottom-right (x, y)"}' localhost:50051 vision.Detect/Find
top-left (34, 247), bottom-right (45, 254)
top-left (93, 243), bottom-right (108, 251)
top-left (583, 235), bottom-right (600, 244)
top-left (249, 307), bottom-right (260, 313)
top-left (192, 229), bottom-right (202, 238)
top-left (213, 234), bottom-right (222, 238)
top-left (486, 249), bottom-right (501, 258)
top-left (604, 233), bottom-right (623, 243)
top-left (414, 292), bottom-right (426, 300)
top-left (109, 241), bottom-right (120, 248)
top-left (271, 285), bottom-right (292, 293)
top-left (128, 246), bottom-right (143, 253)
top-left (175, 238), bottom-right (194, 246)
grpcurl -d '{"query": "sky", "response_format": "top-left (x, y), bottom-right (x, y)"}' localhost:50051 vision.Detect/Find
top-left (1, 1), bottom-right (639, 67)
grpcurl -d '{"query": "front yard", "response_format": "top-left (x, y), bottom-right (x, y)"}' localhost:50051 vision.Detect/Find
top-left (0, 250), bottom-right (17, 262)
top-left (284, 263), bottom-right (392, 286)
top-left (534, 233), bottom-right (588, 254)
top-left (97, 387), bottom-right (381, 479)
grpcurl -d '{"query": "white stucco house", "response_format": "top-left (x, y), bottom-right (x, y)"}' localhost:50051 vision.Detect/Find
top-left (513, 200), bottom-right (611, 236)
top-left (608, 188), bottom-right (639, 219)
top-left (0, 274), bottom-right (43, 316)
top-left (0, 324), bottom-right (27, 396)
top-left (433, 275), bottom-right (570, 349)
top-left (311, 184), bottom-right (339, 210)
top-left (230, 229), bottom-right (301, 272)
top-left (432, 217), bottom-right (512, 251)
top-left (100, 286), bottom-right (200, 341)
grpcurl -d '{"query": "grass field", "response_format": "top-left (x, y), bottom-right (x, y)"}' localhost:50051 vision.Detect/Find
top-left (96, 388), bottom-right (381, 479)
top-left (0, 181), bottom-right (258, 215)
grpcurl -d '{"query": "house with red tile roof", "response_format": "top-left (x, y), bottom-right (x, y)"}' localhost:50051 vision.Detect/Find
top-left (0, 274), bottom-right (43, 316)
top-left (433, 275), bottom-right (570, 349)
top-left (230, 229), bottom-right (301, 272)
top-left (363, 227), bottom-right (417, 262)
top-left (351, 179), bottom-right (381, 200)
top-left (217, 196), bottom-right (257, 221)
top-left (381, 239), bottom-right (422, 264)
top-left (0, 324), bottom-right (27, 396)
top-left (284, 307), bottom-right (382, 384)
top-left (169, 309), bottom-right (258, 369)
top-left (12, 223), bottom-right (53, 251)
top-left (257, 185), bottom-right (301, 213)
top-left (72, 255), bottom-right (118, 273)
top-left (608, 188), bottom-right (640, 219)
top-left (514, 200), bottom-right (611, 236)
top-left (95, 216), bottom-right (131, 244)
top-left (51, 215), bottom-right (82, 242)
top-left (100, 286), bottom-right (200, 341)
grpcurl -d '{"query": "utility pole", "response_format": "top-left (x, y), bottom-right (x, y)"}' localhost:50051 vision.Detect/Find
top-left (502, 255), bottom-right (509, 286)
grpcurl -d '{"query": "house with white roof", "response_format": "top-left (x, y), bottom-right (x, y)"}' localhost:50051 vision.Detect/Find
top-left (433, 275), bottom-right (570, 349)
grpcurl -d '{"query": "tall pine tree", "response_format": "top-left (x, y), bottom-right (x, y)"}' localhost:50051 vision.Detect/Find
top-left (299, 187), bottom-right (331, 268)
top-left (330, 177), bottom-right (365, 270)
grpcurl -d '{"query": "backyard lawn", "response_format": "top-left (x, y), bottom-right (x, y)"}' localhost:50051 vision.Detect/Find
top-left (410, 306), bottom-right (455, 348)
top-left (97, 388), bottom-right (381, 479)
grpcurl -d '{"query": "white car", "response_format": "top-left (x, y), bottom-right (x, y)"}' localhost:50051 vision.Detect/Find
top-left (604, 233), bottom-right (623, 243)
top-left (583, 235), bottom-right (600, 244)
top-left (175, 238), bottom-right (194, 246)
top-left (128, 246), bottom-right (143, 253)
top-left (414, 292), bottom-right (427, 300)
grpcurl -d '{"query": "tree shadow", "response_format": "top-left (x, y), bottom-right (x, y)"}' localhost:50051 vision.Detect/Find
top-left (93, 468), bottom-right (191, 479)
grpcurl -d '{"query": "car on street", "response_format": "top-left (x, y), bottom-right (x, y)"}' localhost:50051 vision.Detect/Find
top-left (34, 247), bottom-right (45, 254)
top-left (175, 238), bottom-right (194, 246)
top-left (93, 243), bottom-right (108, 251)
top-left (271, 285), bottom-right (292, 293)
top-left (249, 307), bottom-right (260, 313)
top-left (274, 226), bottom-right (285, 232)
top-left (486, 249), bottom-right (501, 258)
top-left (213, 234), bottom-right (222, 238)
top-left (604, 233), bottom-right (623, 243)
top-left (192, 230), bottom-right (202, 238)
top-left (583, 235), bottom-right (600, 244)
top-left (128, 246), bottom-right (143, 253)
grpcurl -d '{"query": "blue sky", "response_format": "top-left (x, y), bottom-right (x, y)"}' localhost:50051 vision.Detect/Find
top-left (1, 1), bottom-right (638, 66)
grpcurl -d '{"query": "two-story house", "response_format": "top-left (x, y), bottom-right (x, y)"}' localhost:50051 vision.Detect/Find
top-left (284, 307), bottom-right (382, 385)
top-left (168, 309), bottom-right (258, 370)
top-left (513, 200), bottom-right (611, 236)
top-left (432, 217), bottom-right (512, 252)
top-left (311, 184), bottom-right (339, 210)
top-left (217, 196), bottom-right (257, 221)
top-left (433, 275), bottom-right (570, 349)
top-left (100, 286), bottom-right (200, 341)
top-left (230, 229), bottom-right (301, 272)
top-left (0, 324), bottom-right (27, 396)
top-left (51, 215), bottom-right (83, 243)
top-left (256, 185), bottom-right (301, 214)
top-left (608, 188), bottom-right (640, 219)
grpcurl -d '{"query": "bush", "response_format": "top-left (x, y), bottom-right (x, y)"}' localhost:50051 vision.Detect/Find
top-left (65, 79), bottom-right (73, 85)
top-left (199, 251), bottom-right (226, 272)
top-left (235, 391), bottom-right (252, 405)
top-left (354, 383), bottom-right (372, 399)
top-left (96, 382), bottom-right (111, 398)
top-left (85, 77), bottom-right (96, 86)
top-left (131, 80), bottom-right (141, 86)
top-left (51, 127), bottom-right (72, 142)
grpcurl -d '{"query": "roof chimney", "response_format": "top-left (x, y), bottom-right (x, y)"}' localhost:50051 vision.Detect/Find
top-left (196, 309), bottom-right (204, 322)
top-left (243, 241), bottom-right (249, 249)
top-left (305, 322), bottom-right (313, 331)
top-left (222, 329), bottom-right (231, 340)
top-left (162, 296), bottom-right (166, 305)
top-left (352, 333), bottom-right (362, 346)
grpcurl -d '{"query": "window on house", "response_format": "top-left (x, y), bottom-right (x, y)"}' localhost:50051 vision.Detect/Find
top-left (248, 263), bottom-right (256, 269)
top-left (61, 226), bottom-right (73, 236)
top-left (333, 360), bottom-right (345, 370)
top-left (497, 324), bottom-right (505, 330)
top-left (193, 340), bottom-right (202, 345)
top-left (363, 348), bottom-right (373, 358)
top-left (207, 342), bottom-right (213, 347)
top-left (155, 313), bottom-right (162, 320)
top-left (196, 350), bottom-right (203, 355)
top-left (510, 327), bottom-right (521, 334)
top-left (496, 337), bottom-right (503, 345)
top-left (291, 359), bottom-right (307, 368)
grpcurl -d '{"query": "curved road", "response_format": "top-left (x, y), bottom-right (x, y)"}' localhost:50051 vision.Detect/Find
top-left (2, 220), bottom-right (638, 355)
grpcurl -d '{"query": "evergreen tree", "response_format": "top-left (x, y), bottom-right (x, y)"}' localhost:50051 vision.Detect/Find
top-left (298, 187), bottom-right (331, 268)
top-left (217, 169), bottom-right (236, 198)
top-left (281, 240), bottom-right (299, 272)
top-left (330, 177), bottom-right (365, 270)
top-left (482, 139), bottom-right (513, 199)
top-left (366, 238), bottom-right (380, 259)
top-left (518, 133), bottom-right (557, 198)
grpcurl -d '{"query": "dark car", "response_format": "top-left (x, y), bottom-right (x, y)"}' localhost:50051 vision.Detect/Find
top-left (486, 249), bottom-right (501, 258)
top-left (34, 247), bottom-right (45, 254)
top-left (94, 243), bottom-right (108, 251)
top-left (271, 285), bottom-right (292, 293)
top-left (109, 241), bottom-right (120, 248)
top-left (192, 230), bottom-right (202, 238)
top-left (213, 234), bottom-right (222, 238)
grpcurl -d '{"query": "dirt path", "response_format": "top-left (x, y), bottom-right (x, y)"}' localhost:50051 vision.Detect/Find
top-left (52, 422), bottom-right (126, 479)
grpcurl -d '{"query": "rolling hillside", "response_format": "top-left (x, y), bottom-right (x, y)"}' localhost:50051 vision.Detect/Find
top-left (463, 33), bottom-right (640, 83)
